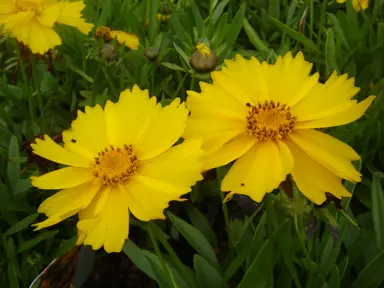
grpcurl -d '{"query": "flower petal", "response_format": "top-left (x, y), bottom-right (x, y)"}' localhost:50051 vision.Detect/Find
top-left (77, 186), bottom-right (129, 253)
top-left (202, 134), bottom-right (256, 170)
top-left (221, 140), bottom-right (293, 202)
top-left (31, 135), bottom-right (90, 167)
top-left (289, 130), bottom-right (361, 182)
top-left (79, 186), bottom-right (110, 220)
top-left (36, 2), bottom-right (61, 26)
top-left (34, 181), bottom-right (100, 230)
top-left (292, 72), bottom-right (360, 121)
top-left (64, 105), bottom-right (109, 155)
top-left (56, 1), bottom-right (94, 34)
top-left (285, 139), bottom-right (351, 204)
top-left (139, 139), bottom-right (203, 187)
top-left (135, 97), bottom-right (189, 160)
top-left (123, 175), bottom-right (188, 222)
top-left (104, 85), bottom-right (158, 148)
top-left (296, 96), bottom-right (375, 129)
top-left (31, 167), bottom-right (93, 190)
top-left (110, 30), bottom-right (139, 50)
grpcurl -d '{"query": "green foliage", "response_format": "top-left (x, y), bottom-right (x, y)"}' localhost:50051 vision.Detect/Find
top-left (1, 0), bottom-right (384, 287)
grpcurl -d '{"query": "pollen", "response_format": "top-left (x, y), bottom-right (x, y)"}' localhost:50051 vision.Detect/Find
top-left (196, 43), bottom-right (212, 56)
top-left (245, 101), bottom-right (296, 141)
top-left (91, 144), bottom-right (138, 186)
top-left (95, 26), bottom-right (112, 41)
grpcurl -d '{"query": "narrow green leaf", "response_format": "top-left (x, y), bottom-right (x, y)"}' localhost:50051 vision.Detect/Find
top-left (16, 231), bottom-right (58, 253)
top-left (4, 213), bottom-right (38, 236)
top-left (148, 0), bottom-right (160, 45)
top-left (371, 174), bottom-right (384, 249)
top-left (123, 240), bottom-right (157, 281)
top-left (191, 2), bottom-right (204, 35)
top-left (351, 250), bottom-right (384, 288)
top-left (243, 18), bottom-right (270, 54)
top-left (212, 0), bottom-right (230, 25)
top-left (69, 65), bottom-right (94, 83)
top-left (171, 13), bottom-right (187, 44)
top-left (194, 255), bottom-right (223, 288)
top-left (237, 240), bottom-right (273, 288)
top-left (325, 28), bottom-right (339, 76)
top-left (7, 265), bottom-right (19, 288)
top-left (173, 43), bottom-right (192, 69)
top-left (161, 62), bottom-right (186, 72)
top-left (269, 0), bottom-right (280, 19)
top-left (268, 16), bottom-right (317, 51)
top-left (187, 206), bottom-right (218, 247)
top-left (167, 212), bottom-right (219, 269)
top-left (328, 266), bottom-right (340, 288)
top-left (7, 136), bottom-right (20, 186)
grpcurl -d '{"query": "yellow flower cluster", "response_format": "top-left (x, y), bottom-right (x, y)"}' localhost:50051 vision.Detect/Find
top-left (337, 0), bottom-right (369, 12)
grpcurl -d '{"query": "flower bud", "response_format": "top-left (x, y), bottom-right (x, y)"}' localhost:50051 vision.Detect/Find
top-left (190, 42), bottom-right (218, 72)
top-left (144, 47), bottom-right (160, 62)
top-left (95, 26), bottom-right (112, 41)
top-left (100, 43), bottom-right (118, 61)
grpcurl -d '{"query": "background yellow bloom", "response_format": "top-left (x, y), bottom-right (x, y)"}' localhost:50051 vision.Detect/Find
top-left (30, 85), bottom-right (203, 253)
top-left (336, 0), bottom-right (369, 12)
top-left (0, 0), bottom-right (93, 54)
top-left (184, 52), bottom-right (375, 205)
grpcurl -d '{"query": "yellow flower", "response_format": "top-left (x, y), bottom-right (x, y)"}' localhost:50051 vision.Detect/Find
top-left (0, 0), bottom-right (94, 54)
top-left (336, 0), bottom-right (369, 12)
top-left (31, 85), bottom-right (203, 253)
top-left (184, 52), bottom-right (375, 205)
top-left (95, 26), bottom-right (139, 50)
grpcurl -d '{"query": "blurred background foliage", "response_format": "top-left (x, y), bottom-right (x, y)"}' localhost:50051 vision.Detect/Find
top-left (1, 0), bottom-right (384, 287)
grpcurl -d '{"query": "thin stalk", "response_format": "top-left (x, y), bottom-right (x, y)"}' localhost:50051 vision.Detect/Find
top-left (31, 58), bottom-right (47, 132)
top-left (102, 65), bottom-right (118, 100)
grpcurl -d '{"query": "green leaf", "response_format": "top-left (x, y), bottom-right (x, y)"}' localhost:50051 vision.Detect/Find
top-left (167, 212), bottom-right (219, 270)
top-left (7, 136), bottom-right (20, 186)
top-left (123, 240), bottom-right (157, 281)
top-left (187, 206), bottom-right (218, 247)
top-left (148, 0), bottom-right (160, 45)
top-left (371, 174), bottom-right (384, 249)
top-left (194, 255), bottom-right (223, 288)
top-left (268, 16), bottom-right (317, 51)
top-left (328, 266), bottom-right (340, 288)
top-left (325, 28), bottom-right (339, 77)
top-left (351, 250), bottom-right (384, 288)
top-left (243, 18), bottom-right (270, 54)
top-left (69, 64), bottom-right (94, 83)
top-left (161, 62), bottom-right (186, 72)
top-left (238, 239), bottom-right (273, 288)
top-left (7, 265), bottom-right (19, 288)
top-left (16, 231), bottom-right (58, 253)
top-left (4, 213), bottom-right (38, 236)
top-left (173, 43), bottom-right (192, 69)
top-left (212, 0), bottom-right (230, 25)
top-left (191, 2), bottom-right (204, 35)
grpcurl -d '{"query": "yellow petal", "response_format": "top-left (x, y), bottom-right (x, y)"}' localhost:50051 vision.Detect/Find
top-left (79, 186), bottom-right (110, 220)
top-left (202, 134), bottom-right (256, 170)
top-left (110, 30), bottom-right (139, 50)
top-left (2, 11), bottom-right (34, 29)
top-left (104, 85), bottom-right (158, 148)
top-left (56, 0), bottom-right (94, 34)
top-left (31, 135), bottom-right (90, 167)
top-left (262, 52), bottom-right (318, 105)
top-left (37, 181), bottom-right (100, 217)
top-left (63, 105), bottom-right (109, 156)
top-left (135, 97), bottom-right (189, 160)
top-left (286, 140), bottom-right (351, 204)
top-left (222, 140), bottom-right (293, 202)
top-left (292, 72), bottom-right (360, 121)
top-left (0, 1), bottom-right (15, 14)
top-left (352, 0), bottom-right (369, 11)
top-left (36, 2), bottom-right (61, 26)
top-left (123, 174), bottom-right (190, 222)
top-left (77, 186), bottom-right (129, 253)
top-left (139, 139), bottom-right (203, 187)
top-left (296, 96), bottom-right (375, 129)
top-left (289, 130), bottom-right (361, 182)
top-left (31, 167), bottom-right (93, 190)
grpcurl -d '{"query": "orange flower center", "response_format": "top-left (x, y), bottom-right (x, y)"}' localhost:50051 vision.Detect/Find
top-left (95, 26), bottom-right (113, 41)
top-left (16, 0), bottom-right (42, 13)
top-left (91, 145), bottom-right (138, 186)
top-left (245, 101), bottom-right (296, 141)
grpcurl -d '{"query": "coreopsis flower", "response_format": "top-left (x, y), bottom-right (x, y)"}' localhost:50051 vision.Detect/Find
top-left (95, 26), bottom-right (139, 50)
top-left (336, 0), bottom-right (369, 12)
top-left (184, 52), bottom-right (375, 205)
top-left (0, 0), bottom-right (94, 54)
top-left (31, 85), bottom-right (203, 253)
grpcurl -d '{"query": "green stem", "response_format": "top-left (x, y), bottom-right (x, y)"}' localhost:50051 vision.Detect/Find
top-left (208, 0), bottom-right (214, 38)
top-left (31, 58), bottom-right (47, 132)
top-left (102, 65), bottom-right (118, 101)
top-left (16, 45), bottom-right (35, 122)
top-left (148, 222), bottom-right (175, 287)
top-left (309, 0), bottom-right (314, 40)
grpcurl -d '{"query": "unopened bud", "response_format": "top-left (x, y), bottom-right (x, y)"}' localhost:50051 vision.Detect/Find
top-left (100, 43), bottom-right (118, 61)
top-left (190, 42), bottom-right (218, 72)
top-left (144, 47), bottom-right (159, 62)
